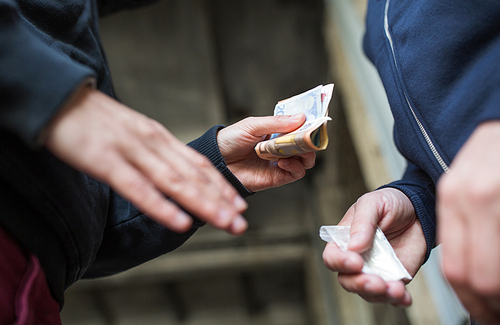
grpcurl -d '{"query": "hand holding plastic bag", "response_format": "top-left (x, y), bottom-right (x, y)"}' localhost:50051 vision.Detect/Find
top-left (320, 226), bottom-right (412, 281)
top-left (321, 188), bottom-right (427, 307)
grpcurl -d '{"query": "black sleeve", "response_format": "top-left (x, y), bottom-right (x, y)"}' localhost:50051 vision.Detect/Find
top-left (84, 125), bottom-right (253, 278)
top-left (187, 125), bottom-right (254, 199)
top-left (0, 0), bottom-right (96, 147)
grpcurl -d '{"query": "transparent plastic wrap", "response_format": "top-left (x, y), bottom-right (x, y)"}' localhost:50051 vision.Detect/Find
top-left (320, 225), bottom-right (412, 281)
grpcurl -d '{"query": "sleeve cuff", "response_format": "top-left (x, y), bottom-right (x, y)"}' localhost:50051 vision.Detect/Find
top-left (36, 77), bottom-right (97, 146)
top-left (0, 3), bottom-right (97, 146)
top-left (187, 125), bottom-right (254, 198)
top-left (379, 181), bottom-right (437, 263)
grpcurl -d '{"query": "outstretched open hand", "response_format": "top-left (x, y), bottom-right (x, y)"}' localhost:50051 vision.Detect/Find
top-left (217, 113), bottom-right (316, 192)
top-left (322, 188), bottom-right (426, 307)
top-left (44, 87), bottom-right (248, 235)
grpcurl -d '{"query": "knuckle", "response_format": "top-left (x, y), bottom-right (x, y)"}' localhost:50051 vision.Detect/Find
top-left (193, 168), bottom-right (211, 184)
top-left (243, 116), bottom-right (258, 125)
top-left (234, 117), bottom-right (257, 134)
top-left (168, 169), bottom-right (184, 184)
top-left (162, 170), bottom-right (185, 193)
top-left (222, 185), bottom-right (238, 200)
top-left (355, 193), bottom-right (372, 206)
top-left (138, 119), bottom-right (165, 139)
top-left (274, 114), bottom-right (292, 128)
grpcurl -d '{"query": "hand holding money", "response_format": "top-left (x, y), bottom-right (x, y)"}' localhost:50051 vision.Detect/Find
top-left (217, 114), bottom-right (316, 192)
top-left (255, 84), bottom-right (334, 160)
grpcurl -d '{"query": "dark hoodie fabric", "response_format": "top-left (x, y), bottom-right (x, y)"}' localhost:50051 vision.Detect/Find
top-left (364, 0), bottom-right (500, 260)
top-left (0, 0), bottom-right (252, 307)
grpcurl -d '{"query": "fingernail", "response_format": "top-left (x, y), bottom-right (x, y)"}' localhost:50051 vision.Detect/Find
top-left (234, 195), bottom-right (248, 211)
top-left (291, 113), bottom-right (304, 121)
top-left (231, 215), bottom-right (248, 234)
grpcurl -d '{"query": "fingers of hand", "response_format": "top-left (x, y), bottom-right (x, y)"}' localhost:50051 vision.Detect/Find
top-left (227, 215), bottom-right (249, 236)
top-left (436, 123), bottom-right (500, 323)
top-left (299, 152), bottom-right (316, 169)
top-left (277, 151), bottom-right (316, 179)
top-left (338, 274), bottom-right (410, 306)
top-left (45, 94), bottom-right (248, 234)
top-left (322, 242), bottom-right (364, 273)
top-left (469, 219), bottom-right (500, 296)
top-left (105, 158), bottom-right (193, 232)
top-left (385, 281), bottom-right (411, 307)
top-left (278, 158), bottom-right (306, 180)
top-left (243, 114), bottom-right (306, 138)
top-left (337, 273), bottom-right (386, 297)
top-left (120, 127), bottom-right (248, 234)
top-left (439, 207), bottom-right (500, 325)
top-left (166, 157), bottom-right (248, 233)
top-left (437, 173), bottom-right (467, 278)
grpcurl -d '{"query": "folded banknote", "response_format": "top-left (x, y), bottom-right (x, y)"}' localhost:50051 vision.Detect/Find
top-left (255, 84), bottom-right (334, 160)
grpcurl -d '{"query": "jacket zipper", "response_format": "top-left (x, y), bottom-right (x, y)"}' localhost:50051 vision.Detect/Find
top-left (383, 0), bottom-right (450, 173)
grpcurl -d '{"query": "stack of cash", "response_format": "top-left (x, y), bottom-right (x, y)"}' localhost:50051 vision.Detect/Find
top-left (255, 84), bottom-right (334, 160)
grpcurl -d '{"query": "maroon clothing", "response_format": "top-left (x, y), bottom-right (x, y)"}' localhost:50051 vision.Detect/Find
top-left (0, 226), bottom-right (61, 325)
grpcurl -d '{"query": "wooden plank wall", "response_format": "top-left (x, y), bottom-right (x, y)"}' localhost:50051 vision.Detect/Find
top-left (60, 0), bottom-right (439, 324)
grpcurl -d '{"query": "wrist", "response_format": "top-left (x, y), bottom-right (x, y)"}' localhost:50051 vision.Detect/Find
top-left (38, 77), bottom-right (96, 146)
top-left (216, 128), bottom-right (232, 162)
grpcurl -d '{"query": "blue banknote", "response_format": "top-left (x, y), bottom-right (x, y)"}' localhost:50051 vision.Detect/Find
top-left (273, 85), bottom-right (323, 121)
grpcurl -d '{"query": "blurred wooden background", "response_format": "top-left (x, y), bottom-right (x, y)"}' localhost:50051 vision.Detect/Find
top-left (60, 0), bottom-right (448, 324)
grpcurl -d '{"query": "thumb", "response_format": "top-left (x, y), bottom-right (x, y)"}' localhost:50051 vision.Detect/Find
top-left (347, 195), bottom-right (380, 253)
top-left (246, 113), bottom-right (306, 137)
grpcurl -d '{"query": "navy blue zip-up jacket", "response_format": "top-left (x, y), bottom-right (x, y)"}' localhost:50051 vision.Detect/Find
top-left (364, 0), bottom-right (500, 260)
top-left (0, 0), bottom-right (251, 307)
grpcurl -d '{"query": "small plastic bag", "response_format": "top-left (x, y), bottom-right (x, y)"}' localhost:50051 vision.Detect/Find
top-left (320, 225), bottom-right (412, 281)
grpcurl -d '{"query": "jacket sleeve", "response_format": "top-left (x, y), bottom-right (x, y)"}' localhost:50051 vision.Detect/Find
top-left (84, 125), bottom-right (253, 278)
top-left (0, 0), bottom-right (96, 147)
top-left (187, 124), bottom-right (254, 199)
top-left (379, 161), bottom-right (437, 263)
